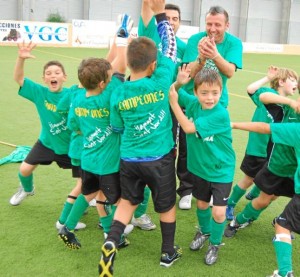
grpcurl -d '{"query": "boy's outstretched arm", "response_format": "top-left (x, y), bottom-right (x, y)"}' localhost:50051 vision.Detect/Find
top-left (231, 122), bottom-right (271, 134)
top-left (247, 65), bottom-right (278, 94)
top-left (141, 0), bottom-right (154, 27)
top-left (259, 93), bottom-right (300, 113)
top-left (150, 0), bottom-right (176, 62)
top-left (14, 41), bottom-right (36, 87)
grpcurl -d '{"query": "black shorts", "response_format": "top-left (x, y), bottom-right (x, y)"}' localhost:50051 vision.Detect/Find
top-left (276, 194), bottom-right (300, 234)
top-left (81, 169), bottom-right (121, 204)
top-left (72, 165), bottom-right (82, 178)
top-left (25, 140), bottom-right (72, 169)
top-left (254, 164), bottom-right (295, 197)
top-left (191, 173), bottom-right (232, 206)
top-left (240, 154), bottom-right (267, 178)
top-left (120, 151), bottom-right (176, 213)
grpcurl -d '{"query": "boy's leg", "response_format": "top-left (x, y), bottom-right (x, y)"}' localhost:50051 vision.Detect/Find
top-left (132, 186), bottom-right (156, 230)
top-left (190, 204), bottom-right (211, 251)
top-left (159, 205), bottom-right (182, 267)
top-left (245, 184), bottom-right (261, 200)
top-left (56, 178), bottom-right (86, 230)
top-left (10, 162), bottom-right (36, 205)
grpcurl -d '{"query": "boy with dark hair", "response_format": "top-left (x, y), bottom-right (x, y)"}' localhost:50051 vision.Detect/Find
top-left (58, 15), bottom-right (134, 249)
top-left (99, 1), bottom-right (180, 276)
top-left (169, 67), bottom-right (235, 265)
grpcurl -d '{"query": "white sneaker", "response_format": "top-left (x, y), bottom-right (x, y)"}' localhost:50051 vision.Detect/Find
top-left (131, 214), bottom-right (156, 230)
top-left (55, 221), bottom-right (86, 231)
top-left (179, 194), bottom-right (192, 210)
top-left (124, 224), bottom-right (134, 235)
top-left (89, 198), bottom-right (96, 207)
top-left (9, 186), bottom-right (35, 206)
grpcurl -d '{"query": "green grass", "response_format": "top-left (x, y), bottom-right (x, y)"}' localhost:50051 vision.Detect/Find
top-left (0, 45), bottom-right (299, 277)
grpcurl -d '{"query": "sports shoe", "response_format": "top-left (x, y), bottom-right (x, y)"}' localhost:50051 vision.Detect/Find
top-left (55, 221), bottom-right (86, 231)
top-left (89, 198), bottom-right (96, 206)
top-left (131, 214), bottom-right (156, 230)
top-left (160, 245), bottom-right (182, 267)
top-left (103, 233), bottom-right (130, 249)
top-left (224, 217), bottom-right (251, 238)
top-left (190, 230), bottom-right (210, 250)
top-left (99, 241), bottom-right (117, 277)
top-left (179, 194), bottom-right (192, 210)
top-left (58, 226), bottom-right (81, 249)
top-left (124, 223), bottom-right (134, 235)
top-left (205, 243), bottom-right (220, 265)
top-left (268, 270), bottom-right (294, 277)
top-left (226, 205), bottom-right (235, 221)
top-left (9, 186), bottom-right (34, 206)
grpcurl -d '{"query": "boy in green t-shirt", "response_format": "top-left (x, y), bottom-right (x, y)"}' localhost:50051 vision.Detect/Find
top-left (231, 121), bottom-right (300, 277)
top-left (225, 70), bottom-right (299, 239)
top-left (226, 66), bottom-right (296, 221)
top-left (99, 1), bottom-right (181, 276)
top-left (169, 67), bottom-right (235, 265)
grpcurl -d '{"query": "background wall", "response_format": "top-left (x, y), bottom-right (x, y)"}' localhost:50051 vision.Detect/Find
top-left (0, 0), bottom-right (299, 44)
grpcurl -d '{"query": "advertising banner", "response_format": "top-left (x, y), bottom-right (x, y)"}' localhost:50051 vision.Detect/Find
top-left (0, 20), bottom-right (70, 46)
top-left (72, 19), bottom-right (116, 48)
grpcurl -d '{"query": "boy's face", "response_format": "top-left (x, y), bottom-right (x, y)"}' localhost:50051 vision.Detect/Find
top-left (165, 9), bottom-right (180, 34)
top-left (194, 82), bottom-right (221, 110)
top-left (205, 13), bottom-right (229, 43)
top-left (281, 77), bottom-right (298, 96)
top-left (43, 65), bottom-right (66, 92)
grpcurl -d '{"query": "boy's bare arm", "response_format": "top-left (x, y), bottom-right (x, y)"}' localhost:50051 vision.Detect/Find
top-left (14, 41), bottom-right (36, 87)
top-left (141, 0), bottom-right (154, 27)
top-left (231, 122), bottom-right (271, 134)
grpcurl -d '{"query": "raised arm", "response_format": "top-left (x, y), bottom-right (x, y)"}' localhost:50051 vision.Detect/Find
top-left (14, 41), bottom-right (36, 86)
top-left (149, 0), bottom-right (176, 62)
top-left (141, 0), bottom-right (154, 27)
top-left (247, 65), bottom-right (278, 94)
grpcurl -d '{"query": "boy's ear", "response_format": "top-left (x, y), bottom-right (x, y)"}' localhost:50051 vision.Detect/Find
top-left (99, 80), bottom-right (106, 89)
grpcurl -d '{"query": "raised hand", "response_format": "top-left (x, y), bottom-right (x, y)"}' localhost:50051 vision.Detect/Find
top-left (117, 14), bottom-right (134, 38)
top-left (169, 83), bottom-right (178, 105)
top-left (176, 64), bottom-right (191, 86)
top-left (17, 41), bottom-right (36, 59)
top-left (148, 0), bottom-right (165, 15)
top-left (267, 65), bottom-right (279, 81)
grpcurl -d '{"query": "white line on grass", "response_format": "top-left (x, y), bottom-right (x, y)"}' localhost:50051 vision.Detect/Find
top-left (34, 49), bottom-right (82, 61)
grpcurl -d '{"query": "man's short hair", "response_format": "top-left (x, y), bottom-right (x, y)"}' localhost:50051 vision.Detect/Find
top-left (127, 37), bottom-right (157, 72)
top-left (165, 3), bottom-right (181, 20)
top-left (207, 6), bottom-right (229, 23)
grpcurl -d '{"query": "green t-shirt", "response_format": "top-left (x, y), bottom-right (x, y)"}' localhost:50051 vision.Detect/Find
top-left (19, 78), bottom-right (72, 154)
top-left (245, 87), bottom-right (277, 157)
top-left (271, 123), bottom-right (300, 194)
top-left (178, 89), bottom-right (235, 183)
top-left (57, 85), bottom-right (86, 161)
top-left (182, 32), bottom-right (243, 107)
top-left (110, 55), bottom-right (175, 158)
top-left (267, 106), bottom-right (299, 177)
top-left (68, 77), bottom-right (122, 175)
top-left (138, 16), bottom-right (186, 81)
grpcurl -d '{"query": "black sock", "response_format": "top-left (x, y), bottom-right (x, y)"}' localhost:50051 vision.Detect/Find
top-left (160, 221), bottom-right (176, 255)
top-left (107, 220), bottom-right (126, 244)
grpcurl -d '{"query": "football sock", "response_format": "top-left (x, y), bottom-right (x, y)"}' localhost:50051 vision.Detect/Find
top-left (160, 221), bottom-right (176, 255)
top-left (134, 186), bottom-right (151, 218)
top-left (65, 194), bottom-right (89, 231)
top-left (273, 240), bottom-right (292, 276)
top-left (227, 184), bottom-right (246, 207)
top-left (101, 205), bottom-right (116, 234)
top-left (18, 172), bottom-right (33, 192)
top-left (107, 220), bottom-right (126, 244)
top-left (248, 185), bottom-right (261, 198)
top-left (236, 202), bottom-right (263, 224)
top-left (197, 207), bottom-right (212, 235)
top-left (58, 201), bottom-right (73, 225)
top-left (209, 219), bottom-right (226, 245)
